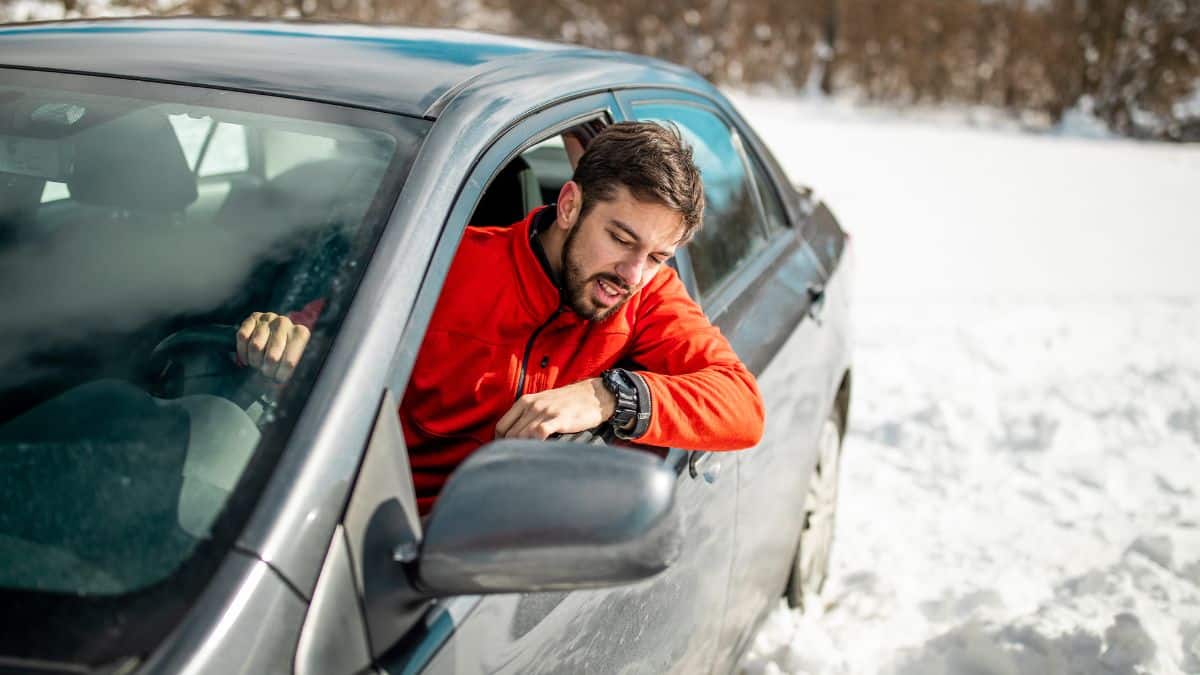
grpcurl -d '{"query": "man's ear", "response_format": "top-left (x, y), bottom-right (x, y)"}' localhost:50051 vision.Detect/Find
top-left (556, 181), bottom-right (582, 231)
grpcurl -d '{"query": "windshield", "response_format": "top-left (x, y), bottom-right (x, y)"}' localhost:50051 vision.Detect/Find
top-left (0, 67), bottom-right (428, 661)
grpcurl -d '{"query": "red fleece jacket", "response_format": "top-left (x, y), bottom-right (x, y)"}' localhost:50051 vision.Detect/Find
top-left (396, 207), bottom-right (764, 513)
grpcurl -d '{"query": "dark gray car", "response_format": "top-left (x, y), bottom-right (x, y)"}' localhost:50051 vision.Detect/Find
top-left (0, 18), bottom-right (852, 674)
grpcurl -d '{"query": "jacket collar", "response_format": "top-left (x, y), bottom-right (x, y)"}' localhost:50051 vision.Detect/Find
top-left (511, 206), bottom-right (565, 321)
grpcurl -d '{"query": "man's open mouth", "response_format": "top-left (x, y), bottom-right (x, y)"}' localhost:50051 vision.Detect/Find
top-left (594, 277), bottom-right (627, 306)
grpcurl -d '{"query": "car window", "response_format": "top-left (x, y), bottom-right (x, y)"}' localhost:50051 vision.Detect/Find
top-left (469, 121), bottom-right (600, 228)
top-left (168, 116), bottom-right (251, 177)
top-left (744, 146), bottom-right (790, 236)
top-left (168, 113), bottom-right (211, 170)
top-left (199, 122), bottom-right (250, 176)
top-left (632, 102), bottom-right (768, 297)
top-left (521, 135), bottom-right (573, 205)
top-left (0, 71), bottom-right (428, 600)
top-left (40, 180), bottom-right (69, 202)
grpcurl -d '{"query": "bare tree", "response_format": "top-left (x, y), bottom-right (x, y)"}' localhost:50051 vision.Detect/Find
top-left (9, 0), bottom-right (1196, 140)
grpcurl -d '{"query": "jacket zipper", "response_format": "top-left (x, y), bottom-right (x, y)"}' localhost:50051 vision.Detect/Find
top-left (514, 307), bottom-right (564, 402)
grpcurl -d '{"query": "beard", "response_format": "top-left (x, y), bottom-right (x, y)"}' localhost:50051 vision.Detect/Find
top-left (560, 224), bottom-right (633, 321)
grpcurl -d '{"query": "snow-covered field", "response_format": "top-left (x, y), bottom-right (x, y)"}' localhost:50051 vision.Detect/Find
top-left (730, 93), bottom-right (1200, 675)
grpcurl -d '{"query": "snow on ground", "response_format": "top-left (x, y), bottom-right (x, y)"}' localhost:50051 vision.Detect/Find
top-left (729, 92), bottom-right (1200, 675)
top-left (729, 92), bottom-right (1200, 301)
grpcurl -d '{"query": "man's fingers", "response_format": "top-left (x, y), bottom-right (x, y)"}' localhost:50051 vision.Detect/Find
top-left (520, 419), bottom-right (556, 440)
top-left (234, 312), bottom-right (311, 383)
top-left (506, 408), bottom-right (536, 439)
top-left (495, 399), bottom-right (526, 438)
top-left (247, 320), bottom-right (273, 369)
top-left (524, 419), bottom-right (558, 440)
top-left (508, 406), bottom-right (557, 440)
top-left (273, 325), bottom-right (310, 383)
top-left (496, 381), bottom-right (606, 440)
top-left (236, 312), bottom-right (261, 365)
top-left (262, 317), bottom-right (291, 375)
top-left (497, 396), bottom-right (546, 438)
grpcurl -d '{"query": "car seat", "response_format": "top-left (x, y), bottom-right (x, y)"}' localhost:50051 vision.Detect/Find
top-left (69, 108), bottom-right (199, 218)
top-left (30, 108), bottom-right (198, 235)
top-left (469, 155), bottom-right (543, 227)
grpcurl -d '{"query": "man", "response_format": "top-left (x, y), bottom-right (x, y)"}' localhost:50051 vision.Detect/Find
top-left (238, 122), bottom-right (764, 513)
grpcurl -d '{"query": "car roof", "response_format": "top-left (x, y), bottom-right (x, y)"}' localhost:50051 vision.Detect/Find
top-left (0, 17), bottom-right (714, 119)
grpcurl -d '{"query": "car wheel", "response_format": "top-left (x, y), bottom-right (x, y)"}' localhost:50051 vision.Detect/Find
top-left (786, 408), bottom-right (843, 611)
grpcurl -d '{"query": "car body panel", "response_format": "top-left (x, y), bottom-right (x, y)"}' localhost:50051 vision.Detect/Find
top-left (0, 18), bottom-right (718, 121)
top-left (294, 525), bottom-right (374, 675)
top-left (341, 391), bottom-right (426, 660)
top-left (136, 551), bottom-right (306, 675)
top-left (0, 19), bottom-right (566, 117)
top-left (718, 240), bottom-right (838, 667)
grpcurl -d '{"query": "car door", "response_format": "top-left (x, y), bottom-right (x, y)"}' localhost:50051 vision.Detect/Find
top-left (620, 91), bottom-right (837, 669)
top-left (379, 92), bottom-right (737, 675)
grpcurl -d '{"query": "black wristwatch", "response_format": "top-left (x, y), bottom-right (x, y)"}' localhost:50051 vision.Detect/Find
top-left (601, 368), bottom-right (650, 440)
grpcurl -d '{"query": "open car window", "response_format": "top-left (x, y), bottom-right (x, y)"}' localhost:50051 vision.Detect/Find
top-left (468, 119), bottom-right (604, 229)
top-left (0, 67), bottom-right (428, 662)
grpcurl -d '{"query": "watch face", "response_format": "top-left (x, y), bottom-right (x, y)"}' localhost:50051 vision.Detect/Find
top-left (601, 372), bottom-right (619, 395)
top-left (607, 369), bottom-right (633, 393)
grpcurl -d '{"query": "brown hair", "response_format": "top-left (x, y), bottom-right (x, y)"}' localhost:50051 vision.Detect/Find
top-left (572, 121), bottom-right (704, 243)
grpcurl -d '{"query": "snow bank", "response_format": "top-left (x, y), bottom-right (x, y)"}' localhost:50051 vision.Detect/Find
top-left (727, 92), bottom-right (1200, 302)
top-left (731, 93), bottom-right (1200, 675)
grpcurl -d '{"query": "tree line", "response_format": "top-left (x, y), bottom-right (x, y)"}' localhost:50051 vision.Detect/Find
top-left (6, 0), bottom-right (1199, 140)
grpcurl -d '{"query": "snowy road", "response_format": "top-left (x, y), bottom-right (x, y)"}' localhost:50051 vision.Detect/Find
top-left (731, 94), bottom-right (1200, 675)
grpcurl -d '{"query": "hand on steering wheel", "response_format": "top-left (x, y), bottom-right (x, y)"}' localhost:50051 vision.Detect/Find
top-left (236, 312), bottom-right (311, 384)
top-left (146, 314), bottom-right (307, 411)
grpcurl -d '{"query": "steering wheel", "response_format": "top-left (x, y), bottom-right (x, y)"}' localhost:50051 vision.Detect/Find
top-left (148, 324), bottom-right (237, 362)
top-left (145, 324), bottom-right (272, 409)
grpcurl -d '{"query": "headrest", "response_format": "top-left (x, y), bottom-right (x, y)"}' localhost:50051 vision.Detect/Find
top-left (470, 155), bottom-right (541, 227)
top-left (270, 157), bottom-right (372, 205)
top-left (69, 109), bottom-right (198, 212)
top-left (268, 157), bottom-right (386, 229)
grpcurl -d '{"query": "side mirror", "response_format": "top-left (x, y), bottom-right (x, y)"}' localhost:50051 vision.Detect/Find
top-left (416, 440), bottom-right (681, 595)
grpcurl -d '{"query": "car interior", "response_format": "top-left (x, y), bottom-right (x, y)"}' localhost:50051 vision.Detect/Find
top-left (467, 121), bottom-right (602, 228)
top-left (0, 90), bottom-right (397, 594)
top-left (1, 103), bottom-right (393, 415)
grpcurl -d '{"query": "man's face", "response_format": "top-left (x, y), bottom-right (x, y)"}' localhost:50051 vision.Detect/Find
top-left (560, 184), bottom-right (685, 321)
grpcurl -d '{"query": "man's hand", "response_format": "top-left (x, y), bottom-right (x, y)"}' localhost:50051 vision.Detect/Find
top-left (236, 312), bottom-right (310, 383)
top-left (495, 378), bottom-right (616, 440)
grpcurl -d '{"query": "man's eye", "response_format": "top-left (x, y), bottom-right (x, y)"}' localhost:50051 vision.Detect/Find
top-left (611, 233), bottom-right (632, 247)
top-left (649, 256), bottom-right (665, 265)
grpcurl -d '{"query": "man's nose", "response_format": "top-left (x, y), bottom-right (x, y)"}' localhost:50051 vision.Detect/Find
top-left (614, 255), bottom-right (644, 288)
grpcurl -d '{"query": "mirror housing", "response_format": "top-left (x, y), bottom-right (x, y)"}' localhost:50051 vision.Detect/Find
top-left (416, 440), bottom-right (681, 595)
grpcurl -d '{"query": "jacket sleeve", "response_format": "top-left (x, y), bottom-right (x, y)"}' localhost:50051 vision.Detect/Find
top-left (624, 268), bottom-right (764, 451)
top-left (286, 298), bottom-right (326, 330)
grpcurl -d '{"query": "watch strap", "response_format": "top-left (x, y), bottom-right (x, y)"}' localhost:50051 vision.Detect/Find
top-left (603, 368), bottom-right (651, 441)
